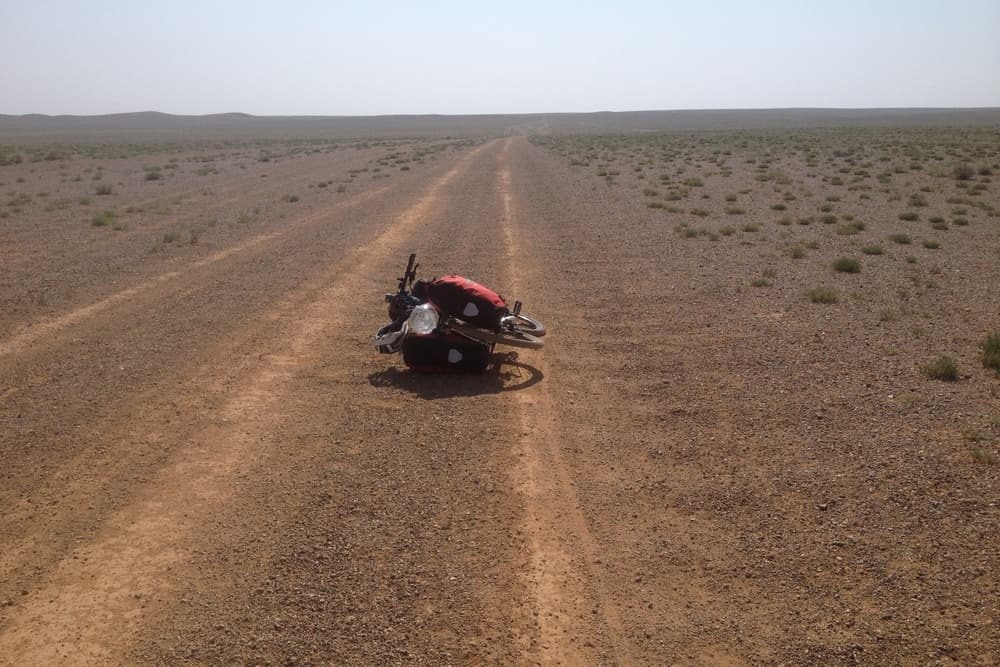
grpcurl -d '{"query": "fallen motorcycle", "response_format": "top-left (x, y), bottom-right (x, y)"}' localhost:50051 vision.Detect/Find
top-left (373, 254), bottom-right (545, 372)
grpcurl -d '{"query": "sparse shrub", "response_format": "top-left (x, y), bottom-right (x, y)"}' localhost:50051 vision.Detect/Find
top-left (751, 277), bottom-right (771, 287)
top-left (862, 245), bottom-right (883, 255)
top-left (690, 208), bottom-right (708, 216)
top-left (909, 194), bottom-right (928, 207)
top-left (820, 214), bottom-right (838, 225)
top-left (788, 245), bottom-right (805, 259)
top-left (953, 164), bottom-right (975, 180)
top-left (725, 206), bottom-right (745, 215)
top-left (95, 184), bottom-right (113, 196)
top-left (952, 217), bottom-right (969, 226)
top-left (806, 287), bottom-right (838, 304)
top-left (972, 448), bottom-right (998, 465)
top-left (282, 194), bottom-right (300, 203)
top-left (683, 177), bottom-right (703, 187)
top-left (643, 188), bottom-right (659, 197)
top-left (889, 233), bottom-right (912, 244)
top-left (647, 201), bottom-right (665, 209)
top-left (923, 355), bottom-right (958, 381)
top-left (922, 240), bottom-right (940, 249)
top-left (980, 334), bottom-right (1000, 374)
top-left (898, 211), bottom-right (919, 221)
top-left (741, 223), bottom-right (760, 232)
top-left (145, 171), bottom-right (161, 181)
top-left (777, 216), bottom-right (792, 225)
top-left (836, 222), bottom-right (864, 235)
top-left (771, 203), bottom-right (787, 211)
top-left (162, 231), bottom-right (180, 243)
top-left (91, 210), bottom-right (116, 227)
top-left (725, 194), bottom-right (738, 202)
top-left (833, 257), bottom-right (861, 273)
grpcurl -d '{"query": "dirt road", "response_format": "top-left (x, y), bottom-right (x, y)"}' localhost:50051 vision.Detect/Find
top-left (1, 135), bottom-right (997, 665)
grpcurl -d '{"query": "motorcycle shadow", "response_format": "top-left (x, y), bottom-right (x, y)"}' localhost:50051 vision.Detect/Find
top-left (367, 351), bottom-right (544, 399)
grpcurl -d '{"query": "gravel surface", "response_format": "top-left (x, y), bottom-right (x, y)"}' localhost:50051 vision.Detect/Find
top-left (1, 130), bottom-right (997, 665)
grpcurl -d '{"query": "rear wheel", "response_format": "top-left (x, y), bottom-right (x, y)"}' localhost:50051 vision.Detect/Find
top-left (446, 319), bottom-right (544, 350)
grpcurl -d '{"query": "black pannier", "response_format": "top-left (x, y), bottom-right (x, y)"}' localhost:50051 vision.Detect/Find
top-left (402, 330), bottom-right (491, 373)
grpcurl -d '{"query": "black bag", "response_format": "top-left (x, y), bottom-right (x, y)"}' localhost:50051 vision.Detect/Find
top-left (402, 330), bottom-right (491, 373)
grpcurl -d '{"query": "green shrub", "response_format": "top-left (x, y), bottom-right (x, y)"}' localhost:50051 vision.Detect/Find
top-left (862, 245), bottom-right (883, 255)
top-left (981, 334), bottom-right (1000, 374)
top-left (953, 164), bottom-right (975, 180)
top-left (923, 355), bottom-right (958, 381)
top-left (806, 287), bottom-right (838, 303)
top-left (833, 257), bottom-right (861, 273)
top-left (889, 233), bottom-right (911, 244)
top-left (836, 222), bottom-right (864, 235)
top-left (922, 240), bottom-right (940, 249)
top-left (91, 210), bottom-right (116, 227)
top-left (898, 211), bottom-right (919, 221)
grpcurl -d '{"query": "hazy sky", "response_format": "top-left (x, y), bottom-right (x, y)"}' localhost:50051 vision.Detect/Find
top-left (2, 0), bottom-right (998, 115)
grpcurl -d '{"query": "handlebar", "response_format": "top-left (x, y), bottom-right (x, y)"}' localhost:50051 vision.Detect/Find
top-left (397, 253), bottom-right (418, 293)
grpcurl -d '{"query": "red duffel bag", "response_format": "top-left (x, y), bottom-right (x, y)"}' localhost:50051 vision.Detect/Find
top-left (425, 275), bottom-right (507, 330)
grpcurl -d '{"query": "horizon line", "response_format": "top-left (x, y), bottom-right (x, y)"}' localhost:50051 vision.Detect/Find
top-left (4, 106), bottom-right (1000, 119)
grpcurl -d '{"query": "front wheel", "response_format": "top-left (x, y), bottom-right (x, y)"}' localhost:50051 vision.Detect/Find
top-left (501, 313), bottom-right (546, 337)
top-left (446, 319), bottom-right (545, 350)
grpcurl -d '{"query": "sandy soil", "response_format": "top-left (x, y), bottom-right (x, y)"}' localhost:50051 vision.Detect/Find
top-left (1, 129), bottom-right (998, 665)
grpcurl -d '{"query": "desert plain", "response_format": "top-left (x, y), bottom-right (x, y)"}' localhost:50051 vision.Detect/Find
top-left (0, 111), bottom-right (998, 665)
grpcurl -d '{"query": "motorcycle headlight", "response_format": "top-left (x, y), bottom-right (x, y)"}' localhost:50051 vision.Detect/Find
top-left (407, 303), bottom-right (439, 335)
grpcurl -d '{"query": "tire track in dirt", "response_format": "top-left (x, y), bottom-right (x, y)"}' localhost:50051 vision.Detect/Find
top-left (0, 184), bottom-right (392, 359)
top-left (0, 143), bottom-right (492, 666)
top-left (498, 138), bottom-right (630, 664)
top-left (0, 157), bottom-right (470, 587)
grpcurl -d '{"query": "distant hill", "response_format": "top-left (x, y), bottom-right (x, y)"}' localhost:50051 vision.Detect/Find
top-left (1, 108), bottom-right (999, 142)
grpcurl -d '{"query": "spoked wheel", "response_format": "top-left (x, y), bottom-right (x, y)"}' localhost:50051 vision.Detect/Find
top-left (447, 319), bottom-right (545, 350)
top-left (500, 313), bottom-right (546, 337)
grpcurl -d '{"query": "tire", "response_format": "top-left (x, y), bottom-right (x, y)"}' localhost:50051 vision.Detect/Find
top-left (446, 319), bottom-right (545, 350)
top-left (501, 313), bottom-right (546, 337)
